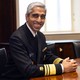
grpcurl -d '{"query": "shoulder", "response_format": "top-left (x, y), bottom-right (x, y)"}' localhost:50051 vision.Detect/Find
top-left (10, 23), bottom-right (26, 38)
top-left (9, 24), bottom-right (28, 45)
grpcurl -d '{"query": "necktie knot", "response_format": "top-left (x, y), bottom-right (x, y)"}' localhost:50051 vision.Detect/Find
top-left (35, 34), bottom-right (38, 39)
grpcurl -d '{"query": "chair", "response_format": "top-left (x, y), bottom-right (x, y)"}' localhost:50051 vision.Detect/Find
top-left (0, 48), bottom-right (7, 74)
top-left (47, 40), bottom-right (80, 59)
top-left (54, 42), bottom-right (76, 59)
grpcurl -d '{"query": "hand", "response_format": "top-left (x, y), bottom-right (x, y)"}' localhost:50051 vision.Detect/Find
top-left (62, 57), bottom-right (78, 73)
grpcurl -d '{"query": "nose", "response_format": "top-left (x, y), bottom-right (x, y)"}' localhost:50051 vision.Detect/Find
top-left (37, 16), bottom-right (43, 22)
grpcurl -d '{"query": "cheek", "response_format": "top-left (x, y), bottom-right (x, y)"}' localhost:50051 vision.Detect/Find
top-left (27, 18), bottom-right (34, 25)
top-left (26, 15), bottom-right (32, 22)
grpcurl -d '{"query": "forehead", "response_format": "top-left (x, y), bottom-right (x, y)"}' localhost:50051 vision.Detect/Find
top-left (31, 7), bottom-right (46, 14)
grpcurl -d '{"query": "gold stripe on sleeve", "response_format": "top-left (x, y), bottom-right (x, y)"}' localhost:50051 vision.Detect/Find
top-left (46, 65), bottom-right (49, 75)
top-left (53, 58), bottom-right (63, 64)
top-left (49, 64), bottom-right (56, 75)
top-left (44, 64), bottom-right (47, 76)
top-left (44, 64), bottom-right (56, 76)
top-left (44, 64), bottom-right (50, 76)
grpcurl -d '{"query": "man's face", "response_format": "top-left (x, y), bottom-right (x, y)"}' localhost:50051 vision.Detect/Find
top-left (26, 7), bottom-right (46, 33)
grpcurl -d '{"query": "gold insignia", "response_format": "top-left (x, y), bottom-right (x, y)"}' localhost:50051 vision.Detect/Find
top-left (42, 47), bottom-right (47, 52)
top-left (40, 67), bottom-right (44, 71)
top-left (59, 47), bottom-right (63, 52)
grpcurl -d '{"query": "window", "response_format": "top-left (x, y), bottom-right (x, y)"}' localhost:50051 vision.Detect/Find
top-left (18, 0), bottom-right (71, 33)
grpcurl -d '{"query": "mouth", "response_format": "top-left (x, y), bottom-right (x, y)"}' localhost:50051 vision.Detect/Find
top-left (33, 23), bottom-right (42, 31)
top-left (34, 23), bottom-right (42, 28)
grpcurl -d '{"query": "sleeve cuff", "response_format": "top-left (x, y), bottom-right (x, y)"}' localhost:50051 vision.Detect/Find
top-left (60, 64), bottom-right (64, 73)
top-left (44, 64), bottom-right (63, 76)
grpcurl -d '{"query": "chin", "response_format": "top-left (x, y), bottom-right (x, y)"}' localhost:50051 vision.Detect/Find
top-left (34, 28), bottom-right (40, 32)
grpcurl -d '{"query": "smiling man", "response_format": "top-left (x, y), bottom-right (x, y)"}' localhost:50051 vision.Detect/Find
top-left (26, 5), bottom-right (46, 33)
top-left (2, 2), bottom-right (78, 79)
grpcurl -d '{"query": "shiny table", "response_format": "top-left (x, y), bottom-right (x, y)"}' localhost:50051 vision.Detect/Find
top-left (30, 58), bottom-right (80, 80)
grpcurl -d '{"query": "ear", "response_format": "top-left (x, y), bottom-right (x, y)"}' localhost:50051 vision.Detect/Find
top-left (25, 14), bottom-right (28, 22)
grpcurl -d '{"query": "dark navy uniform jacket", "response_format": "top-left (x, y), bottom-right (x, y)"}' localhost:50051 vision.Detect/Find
top-left (1, 23), bottom-right (63, 79)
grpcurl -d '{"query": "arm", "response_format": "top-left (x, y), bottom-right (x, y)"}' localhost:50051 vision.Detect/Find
top-left (9, 36), bottom-right (45, 78)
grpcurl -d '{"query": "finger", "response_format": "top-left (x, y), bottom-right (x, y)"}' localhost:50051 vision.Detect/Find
top-left (65, 57), bottom-right (70, 61)
top-left (71, 61), bottom-right (77, 65)
top-left (72, 63), bottom-right (78, 67)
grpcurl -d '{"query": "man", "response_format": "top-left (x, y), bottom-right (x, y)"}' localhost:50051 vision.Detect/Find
top-left (4, 2), bottom-right (77, 79)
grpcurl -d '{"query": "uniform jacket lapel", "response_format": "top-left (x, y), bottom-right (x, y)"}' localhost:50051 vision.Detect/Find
top-left (37, 33), bottom-right (42, 64)
top-left (20, 23), bottom-right (37, 63)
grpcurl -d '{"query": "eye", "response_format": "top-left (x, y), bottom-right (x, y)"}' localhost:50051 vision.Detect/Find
top-left (32, 14), bottom-right (39, 18)
top-left (31, 13), bottom-right (46, 19)
top-left (41, 14), bottom-right (46, 19)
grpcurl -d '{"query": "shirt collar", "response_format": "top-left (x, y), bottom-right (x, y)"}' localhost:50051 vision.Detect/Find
top-left (26, 23), bottom-right (37, 37)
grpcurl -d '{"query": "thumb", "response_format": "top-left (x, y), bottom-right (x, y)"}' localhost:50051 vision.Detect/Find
top-left (65, 57), bottom-right (70, 61)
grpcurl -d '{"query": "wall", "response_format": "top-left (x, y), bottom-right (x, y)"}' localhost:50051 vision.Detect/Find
top-left (0, 0), bottom-right (16, 43)
top-left (45, 33), bottom-right (80, 40)
top-left (45, 0), bottom-right (80, 40)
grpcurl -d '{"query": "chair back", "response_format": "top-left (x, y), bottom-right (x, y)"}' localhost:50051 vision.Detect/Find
top-left (0, 48), bottom-right (7, 74)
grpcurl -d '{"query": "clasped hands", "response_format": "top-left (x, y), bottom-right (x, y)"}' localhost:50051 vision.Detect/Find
top-left (62, 57), bottom-right (78, 73)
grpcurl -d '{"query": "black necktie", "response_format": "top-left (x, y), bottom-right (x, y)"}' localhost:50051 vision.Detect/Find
top-left (35, 34), bottom-right (38, 40)
top-left (34, 35), bottom-right (38, 61)
top-left (35, 35), bottom-right (38, 46)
